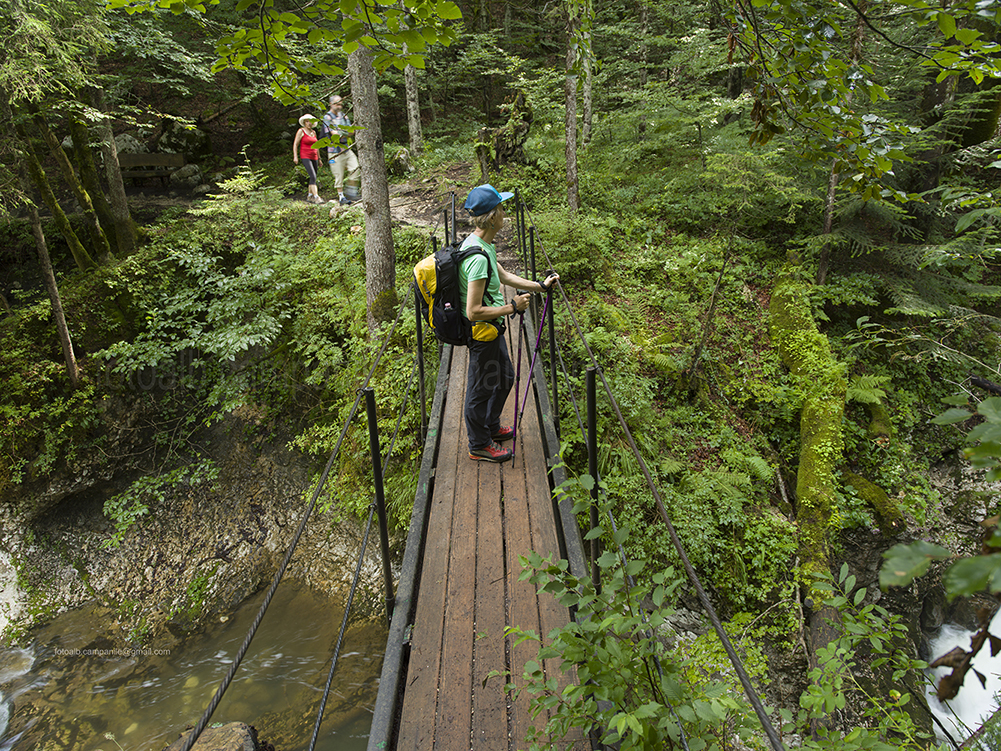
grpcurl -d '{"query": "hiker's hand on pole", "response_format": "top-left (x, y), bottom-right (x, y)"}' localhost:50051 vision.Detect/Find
top-left (511, 292), bottom-right (531, 315)
top-left (539, 273), bottom-right (560, 293)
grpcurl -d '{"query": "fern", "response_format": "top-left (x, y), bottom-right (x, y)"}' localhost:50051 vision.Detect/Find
top-left (846, 374), bottom-right (890, 405)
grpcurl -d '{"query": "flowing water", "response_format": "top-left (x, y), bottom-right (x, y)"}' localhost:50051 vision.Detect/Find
top-left (0, 583), bottom-right (386, 751)
top-left (926, 611), bottom-right (1001, 746)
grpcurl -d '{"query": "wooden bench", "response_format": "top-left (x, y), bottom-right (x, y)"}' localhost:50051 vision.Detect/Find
top-left (118, 153), bottom-right (187, 183)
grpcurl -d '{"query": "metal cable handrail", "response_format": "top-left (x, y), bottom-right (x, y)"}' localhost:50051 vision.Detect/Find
top-left (522, 203), bottom-right (787, 751)
top-left (307, 356), bottom-right (419, 749)
top-left (533, 309), bottom-right (692, 750)
top-left (178, 289), bottom-right (412, 751)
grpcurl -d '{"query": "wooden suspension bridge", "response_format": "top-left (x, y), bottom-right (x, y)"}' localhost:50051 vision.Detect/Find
top-left (368, 289), bottom-right (590, 751)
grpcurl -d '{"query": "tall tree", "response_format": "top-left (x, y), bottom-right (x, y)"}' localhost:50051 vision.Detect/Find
top-left (565, 2), bottom-right (581, 214)
top-left (349, 46), bottom-right (398, 333)
top-left (0, 0), bottom-right (131, 266)
top-left (581, 0), bottom-right (594, 146)
top-left (90, 88), bottom-right (136, 256)
top-left (816, 0), bottom-right (867, 285)
top-left (1, 98), bottom-right (79, 387)
top-left (405, 63), bottom-right (424, 158)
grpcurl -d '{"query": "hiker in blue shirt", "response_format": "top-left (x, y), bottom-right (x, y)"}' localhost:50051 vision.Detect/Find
top-left (460, 184), bottom-right (559, 463)
top-left (323, 95), bottom-right (361, 205)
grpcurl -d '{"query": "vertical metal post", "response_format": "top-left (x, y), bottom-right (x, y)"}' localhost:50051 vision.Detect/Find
top-left (443, 209), bottom-right (449, 246)
top-left (548, 287), bottom-right (559, 438)
top-left (529, 226), bottom-right (539, 321)
top-left (517, 190), bottom-right (527, 272)
top-left (586, 367), bottom-right (600, 591)
top-left (414, 284), bottom-right (427, 443)
top-left (450, 193), bottom-right (457, 245)
top-left (364, 387), bottom-right (396, 622)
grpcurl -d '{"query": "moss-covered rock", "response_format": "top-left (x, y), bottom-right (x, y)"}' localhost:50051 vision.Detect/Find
top-left (843, 471), bottom-right (903, 534)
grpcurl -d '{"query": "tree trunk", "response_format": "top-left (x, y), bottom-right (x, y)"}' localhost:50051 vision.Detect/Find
top-left (29, 201), bottom-right (79, 388)
top-left (816, 2), bottom-right (865, 285)
top-left (769, 253), bottom-right (847, 734)
top-left (476, 126), bottom-right (491, 183)
top-left (405, 63), bottom-right (423, 158)
top-left (348, 46), bottom-right (398, 334)
top-left (33, 111), bottom-right (112, 264)
top-left (565, 3), bottom-right (581, 215)
top-left (582, 25), bottom-right (593, 146)
top-left (816, 164), bottom-right (839, 285)
top-left (638, 0), bottom-right (648, 139)
top-left (7, 130), bottom-right (80, 388)
top-left (91, 87), bottom-right (137, 256)
top-left (478, 0), bottom-right (489, 31)
top-left (67, 115), bottom-right (119, 255)
top-left (11, 112), bottom-right (97, 272)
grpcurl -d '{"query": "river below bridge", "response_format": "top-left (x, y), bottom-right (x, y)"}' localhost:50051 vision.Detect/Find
top-left (0, 583), bottom-right (386, 750)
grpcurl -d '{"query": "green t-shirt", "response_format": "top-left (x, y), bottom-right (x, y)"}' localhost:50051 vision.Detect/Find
top-left (458, 235), bottom-right (504, 320)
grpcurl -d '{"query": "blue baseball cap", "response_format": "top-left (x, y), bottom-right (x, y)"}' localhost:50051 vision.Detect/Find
top-left (463, 184), bottom-right (514, 216)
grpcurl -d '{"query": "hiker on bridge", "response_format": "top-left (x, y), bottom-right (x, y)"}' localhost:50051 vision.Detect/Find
top-left (460, 184), bottom-right (559, 464)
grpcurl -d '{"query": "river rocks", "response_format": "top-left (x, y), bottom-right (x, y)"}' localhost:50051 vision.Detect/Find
top-left (0, 407), bottom-right (389, 649)
top-left (167, 722), bottom-right (267, 751)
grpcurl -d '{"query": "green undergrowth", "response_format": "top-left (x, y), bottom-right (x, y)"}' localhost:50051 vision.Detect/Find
top-left (1, 170), bottom-right (435, 538)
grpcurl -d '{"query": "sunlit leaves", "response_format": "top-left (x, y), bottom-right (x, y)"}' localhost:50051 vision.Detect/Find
top-left (107, 0), bottom-right (461, 103)
top-left (727, 0), bottom-right (1001, 200)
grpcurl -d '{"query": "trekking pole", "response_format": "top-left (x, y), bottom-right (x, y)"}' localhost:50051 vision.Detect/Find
top-left (511, 307), bottom-right (525, 459)
top-left (515, 290), bottom-right (552, 429)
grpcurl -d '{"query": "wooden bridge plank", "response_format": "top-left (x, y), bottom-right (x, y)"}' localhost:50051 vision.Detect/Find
top-left (393, 313), bottom-right (587, 751)
top-left (504, 335), bottom-right (546, 751)
top-left (397, 346), bottom-right (467, 751)
top-left (434, 420), bottom-right (480, 751)
top-left (472, 460), bottom-right (509, 750)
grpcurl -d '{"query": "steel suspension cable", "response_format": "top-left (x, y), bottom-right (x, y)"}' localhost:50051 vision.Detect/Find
top-left (522, 206), bottom-right (787, 751)
top-left (306, 356), bottom-right (419, 748)
top-left (179, 292), bottom-right (412, 751)
top-left (308, 503), bottom-right (377, 750)
top-left (529, 308), bottom-right (692, 750)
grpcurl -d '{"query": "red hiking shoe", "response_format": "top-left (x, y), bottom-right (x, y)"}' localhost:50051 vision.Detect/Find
top-left (469, 442), bottom-right (513, 463)
top-left (492, 425), bottom-right (515, 442)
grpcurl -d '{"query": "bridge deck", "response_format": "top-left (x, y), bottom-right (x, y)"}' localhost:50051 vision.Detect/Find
top-left (396, 316), bottom-right (587, 751)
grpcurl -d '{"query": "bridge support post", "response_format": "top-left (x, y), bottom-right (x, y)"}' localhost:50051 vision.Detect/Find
top-left (586, 366), bottom-right (601, 592)
top-left (414, 283), bottom-right (428, 443)
top-left (364, 387), bottom-right (396, 623)
top-left (548, 286), bottom-right (559, 438)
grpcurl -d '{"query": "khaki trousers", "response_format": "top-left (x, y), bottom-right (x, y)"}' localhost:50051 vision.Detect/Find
top-left (330, 149), bottom-right (360, 191)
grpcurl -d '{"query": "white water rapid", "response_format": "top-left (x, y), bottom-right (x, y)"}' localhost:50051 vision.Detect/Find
top-left (926, 612), bottom-right (1001, 747)
top-left (0, 552), bottom-right (24, 746)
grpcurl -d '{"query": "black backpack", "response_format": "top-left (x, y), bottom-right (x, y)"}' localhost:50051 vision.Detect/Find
top-left (414, 239), bottom-right (494, 346)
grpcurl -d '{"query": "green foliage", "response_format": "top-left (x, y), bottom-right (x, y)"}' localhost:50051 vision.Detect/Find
top-left (932, 395), bottom-right (1001, 480)
top-left (102, 459), bottom-right (219, 547)
top-left (655, 149), bottom-right (819, 240)
top-left (726, 0), bottom-right (1001, 199)
top-left (108, 0), bottom-right (462, 104)
top-left (796, 564), bottom-right (941, 750)
top-left (511, 547), bottom-right (766, 751)
top-left (0, 319), bottom-right (101, 490)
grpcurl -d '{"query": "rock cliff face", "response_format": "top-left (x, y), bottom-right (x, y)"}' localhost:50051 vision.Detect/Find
top-left (0, 407), bottom-right (389, 649)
